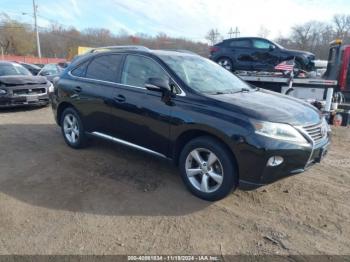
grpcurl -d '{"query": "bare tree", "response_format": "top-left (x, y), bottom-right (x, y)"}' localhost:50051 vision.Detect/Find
top-left (205, 28), bottom-right (221, 45)
top-left (257, 26), bottom-right (270, 38)
top-left (291, 22), bottom-right (314, 50)
top-left (0, 17), bottom-right (35, 55)
top-left (333, 14), bottom-right (350, 39)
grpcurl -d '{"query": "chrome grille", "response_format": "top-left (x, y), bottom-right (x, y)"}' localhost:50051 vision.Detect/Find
top-left (13, 88), bottom-right (46, 96)
top-left (303, 122), bottom-right (324, 144)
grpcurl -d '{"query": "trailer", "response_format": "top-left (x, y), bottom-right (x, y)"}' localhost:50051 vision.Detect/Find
top-left (237, 74), bottom-right (337, 102)
top-left (229, 40), bottom-right (350, 124)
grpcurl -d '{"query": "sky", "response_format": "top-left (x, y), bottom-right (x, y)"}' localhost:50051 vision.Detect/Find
top-left (1, 0), bottom-right (350, 42)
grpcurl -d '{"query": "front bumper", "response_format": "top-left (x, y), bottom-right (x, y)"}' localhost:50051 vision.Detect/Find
top-left (237, 133), bottom-right (331, 188)
top-left (0, 92), bottom-right (49, 108)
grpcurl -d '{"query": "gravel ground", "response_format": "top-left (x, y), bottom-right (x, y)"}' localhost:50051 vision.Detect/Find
top-left (0, 106), bottom-right (349, 255)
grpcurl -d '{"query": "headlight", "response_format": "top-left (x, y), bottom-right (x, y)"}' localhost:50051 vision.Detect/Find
top-left (48, 83), bottom-right (54, 93)
top-left (0, 89), bottom-right (7, 95)
top-left (252, 120), bottom-right (307, 143)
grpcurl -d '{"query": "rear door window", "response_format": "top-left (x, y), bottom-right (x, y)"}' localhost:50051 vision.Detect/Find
top-left (228, 39), bottom-right (251, 48)
top-left (85, 54), bottom-right (123, 83)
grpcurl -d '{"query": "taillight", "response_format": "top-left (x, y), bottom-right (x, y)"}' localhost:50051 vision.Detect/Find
top-left (209, 46), bottom-right (219, 53)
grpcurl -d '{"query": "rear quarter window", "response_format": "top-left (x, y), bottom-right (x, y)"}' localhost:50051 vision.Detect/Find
top-left (71, 61), bottom-right (89, 77)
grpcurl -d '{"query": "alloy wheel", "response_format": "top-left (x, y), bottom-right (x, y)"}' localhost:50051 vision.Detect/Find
top-left (185, 148), bottom-right (224, 193)
top-left (63, 113), bottom-right (79, 144)
top-left (217, 58), bottom-right (232, 71)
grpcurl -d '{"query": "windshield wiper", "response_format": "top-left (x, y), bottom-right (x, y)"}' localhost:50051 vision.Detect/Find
top-left (230, 88), bottom-right (251, 94)
top-left (209, 88), bottom-right (253, 95)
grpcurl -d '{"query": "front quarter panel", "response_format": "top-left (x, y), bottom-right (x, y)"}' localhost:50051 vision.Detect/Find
top-left (169, 94), bottom-right (254, 163)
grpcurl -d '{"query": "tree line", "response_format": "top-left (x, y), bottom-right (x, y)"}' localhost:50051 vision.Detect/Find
top-left (1, 12), bottom-right (350, 60)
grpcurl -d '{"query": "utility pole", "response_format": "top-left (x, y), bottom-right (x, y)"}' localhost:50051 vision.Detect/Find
top-left (228, 27), bottom-right (234, 38)
top-left (32, 0), bottom-right (41, 58)
top-left (233, 26), bottom-right (240, 38)
top-left (228, 27), bottom-right (240, 38)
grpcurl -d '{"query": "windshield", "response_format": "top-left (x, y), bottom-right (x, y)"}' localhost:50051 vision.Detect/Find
top-left (39, 64), bottom-right (61, 76)
top-left (0, 63), bottom-right (32, 76)
top-left (159, 55), bottom-right (252, 94)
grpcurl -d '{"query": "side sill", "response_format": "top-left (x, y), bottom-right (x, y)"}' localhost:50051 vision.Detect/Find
top-left (238, 179), bottom-right (265, 190)
top-left (88, 131), bottom-right (169, 159)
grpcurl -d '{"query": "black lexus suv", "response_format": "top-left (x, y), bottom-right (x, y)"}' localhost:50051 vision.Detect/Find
top-left (210, 37), bottom-right (315, 72)
top-left (50, 46), bottom-right (330, 201)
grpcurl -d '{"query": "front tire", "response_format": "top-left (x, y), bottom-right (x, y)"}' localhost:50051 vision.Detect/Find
top-left (179, 136), bottom-right (237, 201)
top-left (60, 107), bottom-right (87, 149)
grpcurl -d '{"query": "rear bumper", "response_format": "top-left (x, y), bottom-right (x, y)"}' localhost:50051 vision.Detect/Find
top-left (0, 93), bottom-right (49, 108)
top-left (237, 133), bottom-right (331, 189)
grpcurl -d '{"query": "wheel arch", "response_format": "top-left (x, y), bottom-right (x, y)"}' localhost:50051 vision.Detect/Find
top-left (172, 129), bottom-right (239, 178)
top-left (216, 56), bottom-right (234, 64)
top-left (56, 101), bottom-right (78, 126)
top-left (294, 56), bottom-right (305, 67)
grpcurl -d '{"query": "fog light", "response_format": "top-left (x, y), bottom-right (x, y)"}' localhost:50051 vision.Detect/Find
top-left (267, 156), bottom-right (284, 167)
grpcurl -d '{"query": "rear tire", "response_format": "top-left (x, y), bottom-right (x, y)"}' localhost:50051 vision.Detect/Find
top-left (179, 136), bottom-right (237, 201)
top-left (60, 107), bottom-right (87, 149)
top-left (217, 57), bottom-right (233, 71)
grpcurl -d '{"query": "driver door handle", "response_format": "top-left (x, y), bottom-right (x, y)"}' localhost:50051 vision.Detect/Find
top-left (73, 86), bottom-right (82, 93)
top-left (114, 94), bottom-right (126, 103)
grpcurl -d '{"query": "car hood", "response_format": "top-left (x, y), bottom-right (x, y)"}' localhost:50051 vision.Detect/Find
top-left (285, 49), bottom-right (315, 58)
top-left (206, 89), bottom-right (321, 126)
top-left (0, 75), bottom-right (48, 86)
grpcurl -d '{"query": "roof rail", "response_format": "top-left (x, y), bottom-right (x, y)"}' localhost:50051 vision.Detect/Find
top-left (163, 49), bottom-right (197, 55)
top-left (176, 49), bottom-right (197, 55)
top-left (90, 45), bottom-right (150, 53)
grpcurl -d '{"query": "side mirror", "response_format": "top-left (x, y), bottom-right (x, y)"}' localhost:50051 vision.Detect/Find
top-left (269, 45), bottom-right (276, 51)
top-left (145, 77), bottom-right (171, 93)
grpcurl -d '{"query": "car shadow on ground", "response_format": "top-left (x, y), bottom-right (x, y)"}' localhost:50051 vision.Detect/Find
top-left (0, 123), bottom-right (212, 216)
top-left (0, 105), bottom-right (48, 113)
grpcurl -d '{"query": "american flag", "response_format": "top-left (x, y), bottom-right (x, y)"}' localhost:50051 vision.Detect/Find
top-left (274, 58), bottom-right (295, 71)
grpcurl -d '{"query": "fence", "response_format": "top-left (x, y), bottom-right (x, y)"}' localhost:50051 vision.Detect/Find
top-left (1, 55), bottom-right (66, 64)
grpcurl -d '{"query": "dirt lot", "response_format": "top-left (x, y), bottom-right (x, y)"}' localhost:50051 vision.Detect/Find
top-left (0, 106), bottom-right (349, 255)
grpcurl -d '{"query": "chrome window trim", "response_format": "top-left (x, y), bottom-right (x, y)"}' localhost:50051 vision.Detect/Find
top-left (90, 131), bottom-right (167, 159)
top-left (68, 53), bottom-right (186, 97)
